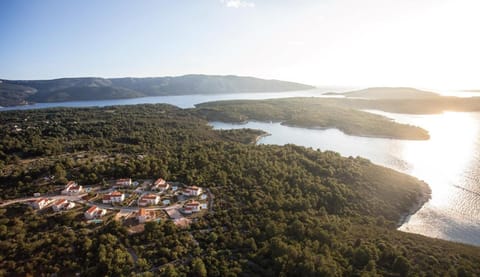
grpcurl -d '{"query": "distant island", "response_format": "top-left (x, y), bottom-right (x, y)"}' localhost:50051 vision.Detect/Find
top-left (324, 87), bottom-right (440, 99)
top-left (0, 75), bottom-right (315, 107)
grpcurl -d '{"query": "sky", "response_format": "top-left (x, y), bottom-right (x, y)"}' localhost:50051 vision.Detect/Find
top-left (1, 0), bottom-right (480, 89)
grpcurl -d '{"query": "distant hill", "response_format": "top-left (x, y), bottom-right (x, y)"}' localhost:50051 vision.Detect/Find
top-left (110, 75), bottom-right (314, 95)
top-left (326, 87), bottom-right (440, 99)
top-left (0, 75), bottom-right (314, 106)
top-left (0, 82), bottom-right (37, 107)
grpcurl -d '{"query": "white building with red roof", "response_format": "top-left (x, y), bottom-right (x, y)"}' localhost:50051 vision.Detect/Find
top-left (138, 194), bottom-right (160, 206)
top-left (115, 178), bottom-right (132, 187)
top-left (183, 201), bottom-right (202, 214)
top-left (137, 208), bottom-right (154, 223)
top-left (84, 206), bottom-right (107, 219)
top-left (184, 186), bottom-right (202, 197)
top-left (61, 181), bottom-right (83, 195)
top-left (30, 198), bottom-right (52, 210)
top-left (152, 178), bottom-right (169, 192)
top-left (52, 199), bottom-right (75, 211)
top-left (102, 191), bottom-right (125, 204)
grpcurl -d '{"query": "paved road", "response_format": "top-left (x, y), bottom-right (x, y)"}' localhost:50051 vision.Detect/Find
top-left (0, 194), bottom-right (87, 207)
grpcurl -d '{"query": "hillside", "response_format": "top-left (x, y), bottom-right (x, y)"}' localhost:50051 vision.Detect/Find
top-left (327, 87), bottom-right (440, 99)
top-left (0, 82), bottom-right (37, 107)
top-left (0, 104), bottom-right (478, 276)
top-left (110, 74), bottom-right (314, 95)
top-left (0, 75), bottom-right (315, 106)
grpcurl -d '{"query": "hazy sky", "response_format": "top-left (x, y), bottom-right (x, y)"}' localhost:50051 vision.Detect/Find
top-left (1, 0), bottom-right (479, 89)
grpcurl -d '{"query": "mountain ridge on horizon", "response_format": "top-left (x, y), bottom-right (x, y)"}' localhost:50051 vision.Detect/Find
top-left (0, 74), bottom-right (315, 107)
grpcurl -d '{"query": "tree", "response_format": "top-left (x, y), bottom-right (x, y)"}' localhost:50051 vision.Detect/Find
top-left (392, 256), bottom-right (410, 277)
top-left (53, 164), bottom-right (67, 182)
top-left (191, 258), bottom-right (207, 277)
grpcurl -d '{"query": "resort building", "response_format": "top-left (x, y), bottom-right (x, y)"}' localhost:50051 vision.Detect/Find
top-left (102, 191), bottom-right (125, 204)
top-left (183, 201), bottom-right (201, 214)
top-left (30, 198), bottom-right (52, 210)
top-left (115, 178), bottom-right (132, 187)
top-left (137, 208), bottom-right (154, 223)
top-left (152, 178), bottom-right (169, 192)
top-left (138, 194), bottom-right (160, 206)
top-left (184, 186), bottom-right (202, 197)
top-left (84, 206), bottom-right (106, 219)
top-left (61, 181), bottom-right (83, 195)
top-left (51, 199), bottom-right (75, 211)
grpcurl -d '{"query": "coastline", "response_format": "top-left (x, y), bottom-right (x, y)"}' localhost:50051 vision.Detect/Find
top-left (396, 182), bottom-right (432, 228)
top-left (254, 132), bottom-right (271, 144)
top-left (280, 121), bottom-right (430, 141)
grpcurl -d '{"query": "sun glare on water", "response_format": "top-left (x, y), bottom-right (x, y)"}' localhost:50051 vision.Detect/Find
top-left (398, 111), bottom-right (480, 243)
top-left (402, 112), bottom-right (479, 208)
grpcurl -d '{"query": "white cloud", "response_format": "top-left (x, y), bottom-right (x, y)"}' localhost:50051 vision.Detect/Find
top-left (221, 0), bottom-right (255, 8)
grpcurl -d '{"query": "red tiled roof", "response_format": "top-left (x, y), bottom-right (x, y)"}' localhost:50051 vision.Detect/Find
top-left (86, 206), bottom-right (97, 214)
top-left (34, 198), bottom-right (47, 203)
top-left (154, 178), bottom-right (166, 185)
top-left (138, 208), bottom-right (147, 216)
top-left (142, 194), bottom-right (158, 200)
top-left (54, 199), bottom-right (67, 205)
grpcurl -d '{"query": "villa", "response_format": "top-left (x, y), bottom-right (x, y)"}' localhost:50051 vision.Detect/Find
top-left (115, 178), bottom-right (132, 187)
top-left (152, 178), bottom-right (169, 191)
top-left (52, 199), bottom-right (75, 211)
top-left (84, 206), bottom-right (107, 219)
top-left (137, 208), bottom-right (155, 223)
top-left (183, 201), bottom-right (201, 214)
top-left (138, 194), bottom-right (160, 206)
top-left (184, 186), bottom-right (202, 197)
top-left (102, 191), bottom-right (125, 204)
top-left (61, 181), bottom-right (83, 195)
top-left (30, 198), bottom-right (52, 210)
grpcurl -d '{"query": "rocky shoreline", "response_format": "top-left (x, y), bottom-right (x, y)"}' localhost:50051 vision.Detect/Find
top-left (397, 182), bottom-right (432, 228)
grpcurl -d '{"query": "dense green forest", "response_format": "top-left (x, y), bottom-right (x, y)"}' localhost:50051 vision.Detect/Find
top-left (0, 104), bottom-right (479, 276)
top-left (195, 98), bottom-right (430, 140)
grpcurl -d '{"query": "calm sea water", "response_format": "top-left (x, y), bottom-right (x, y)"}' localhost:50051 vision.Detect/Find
top-left (2, 87), bottom-right (480, 246)
top-left (0, 87), bottom-right (350, 111)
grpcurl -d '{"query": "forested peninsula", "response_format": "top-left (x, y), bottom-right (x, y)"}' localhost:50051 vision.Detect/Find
top-left (195, 98), bottom-right (430, 140)
top-left (0, 104), bottom-right (479, 276)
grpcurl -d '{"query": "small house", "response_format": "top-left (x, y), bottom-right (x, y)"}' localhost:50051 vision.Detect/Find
top-left (52, 199), bottom-right (75, 211)
top-left (184, 186), bottom-right (202, 197)
top-left (84, 206), bottom-right (107, 219)
top-left (31, 198), bottom-right (51, 210)
top-left (137, 208), bottom-right (153, 223)
top-left (152, 178), bottom-right (169, 192)
top-left (61, 181), bottom-right (83, 195)
top-left (183, 201), bottom-right (201, 214)
top-left (115, 178), bottom-right (132, 187)
top-left (102, 191), bottom-right (125, 204)
top-left (138, 194), bottom-right (160, 206)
